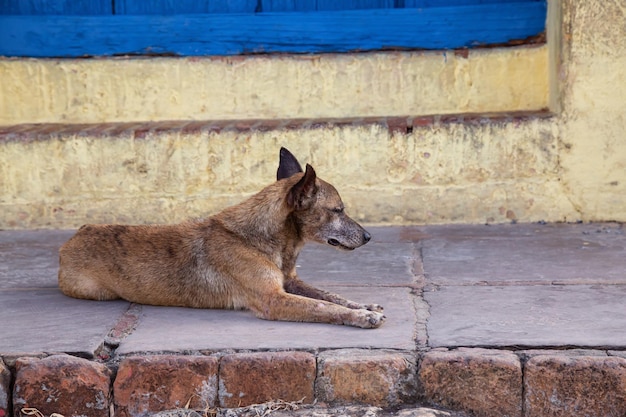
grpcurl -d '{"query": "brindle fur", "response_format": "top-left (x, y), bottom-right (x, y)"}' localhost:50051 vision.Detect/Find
top-left (58, 148), bottom-right (385, 328)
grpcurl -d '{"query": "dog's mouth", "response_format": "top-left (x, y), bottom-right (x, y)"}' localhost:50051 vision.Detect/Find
top-left (328, 239), bottom-right (355, 251)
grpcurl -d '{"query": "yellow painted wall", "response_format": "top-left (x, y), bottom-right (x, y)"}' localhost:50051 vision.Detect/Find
top-left (0, 0), bottom-right (624, 228)
top-left (0, 47), bottom-right (547, 125)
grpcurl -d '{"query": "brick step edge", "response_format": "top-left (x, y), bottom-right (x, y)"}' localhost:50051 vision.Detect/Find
top-left (0, 111), bottom-right (552, 144)
top-left (2, 347), bottom-right (625, 417)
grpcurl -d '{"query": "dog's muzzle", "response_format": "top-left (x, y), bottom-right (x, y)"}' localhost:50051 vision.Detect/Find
top-left (327, 231), bottom-right (371, 250)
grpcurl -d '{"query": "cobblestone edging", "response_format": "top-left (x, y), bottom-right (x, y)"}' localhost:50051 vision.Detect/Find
top-left (1, 347), bottom-right (625, 417)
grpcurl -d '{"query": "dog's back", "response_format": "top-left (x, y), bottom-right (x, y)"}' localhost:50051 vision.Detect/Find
top-left (58, 175), bottom-right (297, 308)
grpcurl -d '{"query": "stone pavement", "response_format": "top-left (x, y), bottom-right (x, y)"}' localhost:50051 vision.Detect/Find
top-left (1, 223), bottom-right (625, 417)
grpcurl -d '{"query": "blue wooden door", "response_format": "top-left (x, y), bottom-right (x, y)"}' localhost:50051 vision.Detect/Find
top-left (0, 0), bottom-right (546, 57)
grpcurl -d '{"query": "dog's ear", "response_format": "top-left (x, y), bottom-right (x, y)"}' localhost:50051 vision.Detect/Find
top-left (287, 164), bottom-right (318, 210)
top-left (277, 147), bottom-right (304, 180)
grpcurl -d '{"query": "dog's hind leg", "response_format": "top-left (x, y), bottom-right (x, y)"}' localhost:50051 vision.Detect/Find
top-left (58, 269), bottom-right (120, 301)
top-left (283, 277), bottom-right (384, 313)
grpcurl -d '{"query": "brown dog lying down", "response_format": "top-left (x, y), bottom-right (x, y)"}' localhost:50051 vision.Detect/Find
top-left (58, 148), bottom-right (385, 328)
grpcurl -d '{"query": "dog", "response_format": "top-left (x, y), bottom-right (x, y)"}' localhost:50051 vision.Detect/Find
top-left (58, 148), bottom-right (385, 328)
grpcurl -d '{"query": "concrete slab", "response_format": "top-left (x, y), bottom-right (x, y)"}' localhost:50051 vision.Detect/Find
top-left (421, 223), bottom-right (626, 349)
top-left (297, 241), bottom-right (416, 286)
top-left (359, 226), bottom-right (428, 243)
top-left (2, 224), bottom-right (625, 357)
top-left (0, 230), bottom-right (74, 288)
top-left (0, 229), bottom-right (130, 357)
top-left (117, 286), bottom-right (416, 354)
top-left (0, 289), bottom-right (129, 357)
top-left (420, 223), bottom-right (626, 285)
top-left (419, 222), bottom-right (623, 240)
top-left (425, 284), bottom-right (626, 348)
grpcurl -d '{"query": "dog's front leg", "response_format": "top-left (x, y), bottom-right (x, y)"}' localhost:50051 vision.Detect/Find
top-left (250, 291), bottom-right (385, 329)
top-left (283, 276), bottom-right (384, 313)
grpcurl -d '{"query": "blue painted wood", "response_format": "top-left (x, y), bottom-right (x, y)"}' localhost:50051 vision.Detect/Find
top-left (260, 0), bottom-right (316, 11)
top-left (404, 0), bottom-right (539, 6)
top-left (314, 0), bottom-right (396, 10)
top-left (261, 0), bottom-right (396, 12)
top-left (115, 0), bottom-right (258, 15)
top-left (0, 2), bottom-right (546, 57)
top-left (0, 0), bottom-right (112, 15)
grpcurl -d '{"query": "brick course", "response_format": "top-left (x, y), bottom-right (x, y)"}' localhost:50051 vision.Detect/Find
top-left (12, 355), bottom-right (111, 417)
top-left (0, 359), bottom-right (10, 417)
top-left (218, 351), bottom-right (315, 408)
top-left (418, 348), bottom-right (522, 417)
top-left (1, 349), bottom-right (625, 416)
top-left (113, 355), bottom-right (219, 417)
top-left (524, 354), bottom-right (626, 417)
top-left (316, 349), bottom-right (418, 407)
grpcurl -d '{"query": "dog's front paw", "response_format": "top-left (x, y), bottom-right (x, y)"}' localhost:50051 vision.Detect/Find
top-left (364, 303), bottom-right (384, 313)
top-left (355, 310), bottom-right (386, 329)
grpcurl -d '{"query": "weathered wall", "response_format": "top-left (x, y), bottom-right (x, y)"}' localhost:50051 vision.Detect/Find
top-left (557, 0), bottom-right (626, 222)
top-left (0, 119), bottom-right (577, 228)
top-left (0, 0), bottom-right (624, 228)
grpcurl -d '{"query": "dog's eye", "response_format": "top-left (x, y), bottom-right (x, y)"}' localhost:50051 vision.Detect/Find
top-left (331, 207), bottom-right (344, 214)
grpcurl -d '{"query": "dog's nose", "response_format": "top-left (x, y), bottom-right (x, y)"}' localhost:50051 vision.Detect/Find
top-left (363, 231), bottom-right (371, 243)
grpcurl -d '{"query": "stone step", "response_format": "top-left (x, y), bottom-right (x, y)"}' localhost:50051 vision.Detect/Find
top-left (0, 112), bottom-right (573, 230)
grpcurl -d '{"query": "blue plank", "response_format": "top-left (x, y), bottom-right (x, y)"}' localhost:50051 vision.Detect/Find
top-left (261, 0), bottom-right (396, 11)
top-left (260, 0), bottom-right (316, 11)
top-left (0, 3), bottom-right (546, 57)
top-left (404, 0), bottom-right (540, 6)
top-left (115, 0), bottom-right (258, 14)
top-left (314, 0), bottom-right (396, 10)
top-left (0, 0), bottom-right (112, 15)
top-left (261, 0), bottom-right (541, 11)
